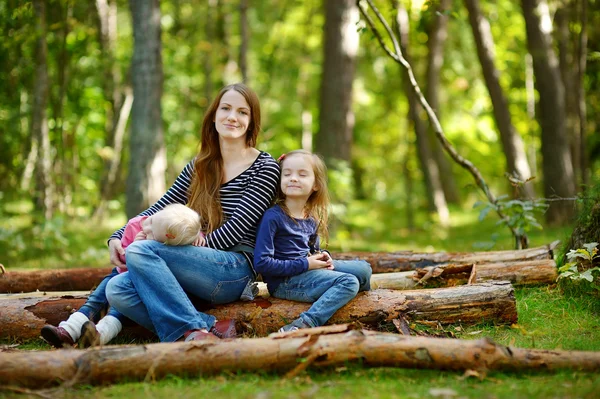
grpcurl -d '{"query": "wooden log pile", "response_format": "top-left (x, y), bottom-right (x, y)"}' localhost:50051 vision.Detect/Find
top-left (0, 281), bottom-right (517, 341)
top-left (1, 324), bottom-right (598, 389)
top-left (0, 242), bottom-right (558, 293)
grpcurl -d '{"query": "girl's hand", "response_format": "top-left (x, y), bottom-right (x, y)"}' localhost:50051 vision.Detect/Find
top-left (307, 253), bottom-right (334, 270)
top-left (108, 239), bottom-right (126, 268)
top-left (192, 232), bottom-right (206, 247)
top-left (133, 231), bottom-right (147, 241)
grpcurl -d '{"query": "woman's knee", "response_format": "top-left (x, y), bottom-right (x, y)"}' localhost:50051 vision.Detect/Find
top-left (124, 240), bottom-right (167, 272)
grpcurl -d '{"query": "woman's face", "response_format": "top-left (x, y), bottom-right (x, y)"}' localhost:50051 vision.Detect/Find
top-left (214, 89), bottom-right (251, 143)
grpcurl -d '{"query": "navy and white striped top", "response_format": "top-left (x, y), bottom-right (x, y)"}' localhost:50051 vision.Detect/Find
top-left (110, 151), bottom-right (280, 260)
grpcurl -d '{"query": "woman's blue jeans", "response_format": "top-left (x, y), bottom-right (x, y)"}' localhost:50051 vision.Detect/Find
top-left (272, 259), bottom-right (372, 328)
top-left (105, 240), bottom-right (253, 342)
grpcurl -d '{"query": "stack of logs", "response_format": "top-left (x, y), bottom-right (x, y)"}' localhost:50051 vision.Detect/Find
top-left (2, 241), bottom-right (599, 389)
top-left (1, 242), bottom-right (559, 340)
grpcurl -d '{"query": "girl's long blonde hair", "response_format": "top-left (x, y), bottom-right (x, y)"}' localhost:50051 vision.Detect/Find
top-left (276, 150), bottom-right (330, 244)
top-left (187, 83), bottom-right (261, 233)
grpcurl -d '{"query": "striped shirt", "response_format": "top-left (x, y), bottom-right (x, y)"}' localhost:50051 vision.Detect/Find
top-left (110, 151), bottom-right (280, 262)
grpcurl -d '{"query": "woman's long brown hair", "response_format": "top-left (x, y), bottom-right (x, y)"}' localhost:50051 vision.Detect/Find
top-left (187, 83), bottom-right (261, 233)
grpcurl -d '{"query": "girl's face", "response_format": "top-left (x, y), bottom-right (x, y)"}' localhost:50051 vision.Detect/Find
top-left (214, 90), bottom-right (251, 143)
top-left (280, 154), bottom-right (317, 200)
top-left (142, 212), bottom-right (171, 242)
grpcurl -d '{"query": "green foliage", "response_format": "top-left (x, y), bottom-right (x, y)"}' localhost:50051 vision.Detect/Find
top-left (473, 195), bottom-right (548, 248)
top-left (558, 242), bottom-right (600, 289)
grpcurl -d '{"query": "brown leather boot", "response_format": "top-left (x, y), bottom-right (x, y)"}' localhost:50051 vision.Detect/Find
top-left (41, 325), bottom-right (75, 349)
top-left (79, 321), bottom-right (102, 348)
top-left (209, 319), bottom-right (238, 339)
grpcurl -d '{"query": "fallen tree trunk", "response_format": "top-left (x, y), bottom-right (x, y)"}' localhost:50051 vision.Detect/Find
top-left (338, 240), bottom-right (559, 273)
top-left (0, 281), bottom-right (517, 340)
top-left (1, 324), bottom-right (598, 389)
top-left (0, 256), bottom-right (557, 294)
top-left (370, 259), bottom-right (557, 289)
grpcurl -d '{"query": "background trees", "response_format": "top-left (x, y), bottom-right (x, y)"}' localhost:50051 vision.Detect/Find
top-left (1, 0), bottom-right (598, 248)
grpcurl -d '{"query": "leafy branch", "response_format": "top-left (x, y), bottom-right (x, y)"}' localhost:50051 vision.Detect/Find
top-left (356, 0), bottom-right (525, 247)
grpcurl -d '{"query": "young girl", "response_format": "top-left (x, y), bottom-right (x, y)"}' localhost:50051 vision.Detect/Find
top-left (254, 150), bottom-right (372, 332)
top-left (41, 204), bottom-right (203, 348)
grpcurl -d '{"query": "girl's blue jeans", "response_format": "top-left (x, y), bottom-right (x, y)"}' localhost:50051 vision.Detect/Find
top-left (105, 240), bottom-right (253, 342)
top-left (79, 267), bottom-right (125, 322)
top-left (272, 259), bottom-right (372, 328)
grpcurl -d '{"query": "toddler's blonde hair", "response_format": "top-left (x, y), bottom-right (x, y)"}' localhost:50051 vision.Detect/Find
top-left (159, 204), bottom-right (202, 245)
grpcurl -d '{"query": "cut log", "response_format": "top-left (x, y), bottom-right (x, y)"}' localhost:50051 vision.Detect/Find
top-left (0, 294), bottom-right (152, 342)
top-left (0, 281), bottom-right (517, 341)
top-left (0, 257), bottom-right (557, 294)
top-left (337, 240), bottom-right (559, 273)
top-left (1, 324), bottom-right (598, 389)
top-left (0, 267), bottom-right (112, 294)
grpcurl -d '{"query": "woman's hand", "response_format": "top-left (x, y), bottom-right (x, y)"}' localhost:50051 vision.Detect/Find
top-left (108, 238), bottom-right (126, 268)
top-left (307, 253), bottom-right (334, 270)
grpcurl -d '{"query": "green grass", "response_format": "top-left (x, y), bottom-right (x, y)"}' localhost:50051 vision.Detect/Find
top-left (1, 199), bottom-right (598, 398)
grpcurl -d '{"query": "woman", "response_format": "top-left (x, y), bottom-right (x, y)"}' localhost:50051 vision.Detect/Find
top-left (105, 83), bottom-right (280, 342)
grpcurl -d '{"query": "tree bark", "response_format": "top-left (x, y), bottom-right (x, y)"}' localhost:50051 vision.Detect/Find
top-left (395, 2), bottom-right (449, 225)
top-left (125, 0), bottom-right (166, 218)
top-left (336, 241), bottom-right (558, 272)
top-left (0, 282), bottom-right (517, 341)
top-left (316, 0), bottom-right (359, 166)
top-left (425, 0), bottom-right (460, 204)
top-left (576, 0), bottom-right (589, 188)
top-left (0, 258), bottom-right (556, 294)
top-left (465, 0), bottom-right (534, 199)
top-left (521, 0), bottom-right (576, 224)
top-left (554, 5), bottom-right (579, 188)
top-left (3, 325), bottom-right (599, 389)
top-left (239, 0), bottom-right (249, 83)
top-left (94, 0), bottom-right (129, 220)
top-left (31, 0), bottom-right (54, 220)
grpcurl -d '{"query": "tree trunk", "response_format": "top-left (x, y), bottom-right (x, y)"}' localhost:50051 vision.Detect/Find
top-left (125, 0), bottom-right (166, 218)
top-left (31, 0), bottom-right (54, 220)
top-left (239, 0), bottom-right (249, 83)
top-left (4, 325), bottom-right (599, 389)
top-left (371, 259), bottom-right (557, 289)
top-left (465, 0), bottom-right (534, 199)
top-left (0, 258), bottom-right (556, 295)
top-left (51, 0), bottom-right (73, 214)
top-left (576, 0), bottom-right (589, 188)
top-left (94, 0), bottom-right (128, 220)
top-left (395, 2), bottom-right (449, 225)
top-left (425, 0), bottom-right (460, 204)
top-left (0, 282), bottom-right (517, 341)
top-left (336, 241), bottom-right (558, 271)
top-left (521, 0), bottom-right (576, 224)
top-left (316, 0), bottom-right (359, 166)
top-left (554, 5), bottom-right (579, 188)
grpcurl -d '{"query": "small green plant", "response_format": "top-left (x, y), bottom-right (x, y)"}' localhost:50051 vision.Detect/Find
top-left (558, 242), bottom-right (600, 286)
top-left (474, 195), bottom-right (548, 249)
top-left (474, 174), bottom-right (548, 249)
